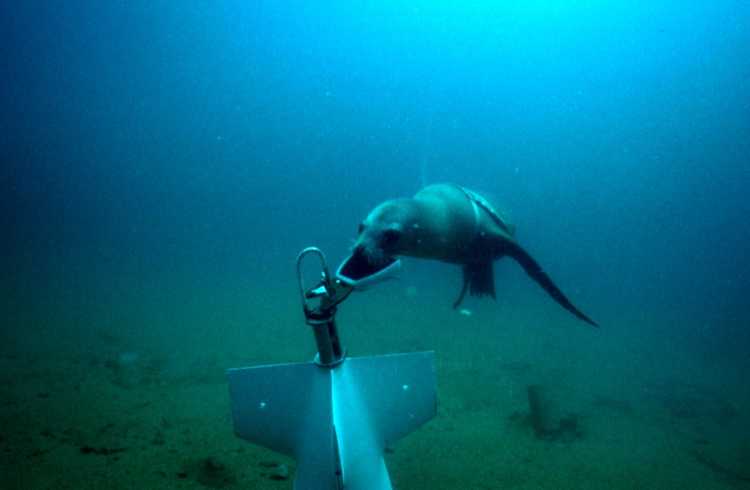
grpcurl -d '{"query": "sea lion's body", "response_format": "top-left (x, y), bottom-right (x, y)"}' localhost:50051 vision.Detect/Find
top-left (403, 184), bottom-right (514, 262)
top-left (353, 183), bottom-right (597, 327)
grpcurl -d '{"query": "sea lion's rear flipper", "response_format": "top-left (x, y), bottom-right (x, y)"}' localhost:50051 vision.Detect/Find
top-left (453, 262), bottom-right (495, 309)
top-left (505, 243), bottom-right (598, 327)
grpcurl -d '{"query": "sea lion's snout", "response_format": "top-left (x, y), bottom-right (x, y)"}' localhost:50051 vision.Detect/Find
top-left (354, 224), bottom-right (403, 266)
top-left (352, 236), bottom-right (388, 268)
top-left (350, 198), bottom-right (415, 273)
top-left (350, 243), bottom-right (369, 263)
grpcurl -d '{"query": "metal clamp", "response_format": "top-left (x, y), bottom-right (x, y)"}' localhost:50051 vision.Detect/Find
top-left (296, 247), bottom-right (352, 367)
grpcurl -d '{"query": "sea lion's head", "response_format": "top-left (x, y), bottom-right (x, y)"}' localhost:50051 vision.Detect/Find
top-left (352, 198), bottom-right (419, 268)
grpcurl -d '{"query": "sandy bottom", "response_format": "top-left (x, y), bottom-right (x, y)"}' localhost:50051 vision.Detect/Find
top-left (2, 280), bottom-right (749, 490)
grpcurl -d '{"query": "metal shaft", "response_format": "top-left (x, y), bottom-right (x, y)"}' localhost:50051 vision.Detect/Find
top-left (310, 315), bottom-right (344, 367)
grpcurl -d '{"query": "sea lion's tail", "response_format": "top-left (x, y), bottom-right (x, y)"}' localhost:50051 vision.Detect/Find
top-left (505, 243), bottom-right (598, 327)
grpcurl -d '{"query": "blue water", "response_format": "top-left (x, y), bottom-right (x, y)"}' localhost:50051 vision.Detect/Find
top-left (2, 2), bottom-right (749, 488)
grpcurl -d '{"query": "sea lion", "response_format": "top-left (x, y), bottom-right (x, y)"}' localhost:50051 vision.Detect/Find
top-left (348, 183), bottom-right (598, 327)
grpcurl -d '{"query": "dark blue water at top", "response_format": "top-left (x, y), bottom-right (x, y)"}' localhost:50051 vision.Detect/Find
top-left (2, 1), bottom-right (749, 356)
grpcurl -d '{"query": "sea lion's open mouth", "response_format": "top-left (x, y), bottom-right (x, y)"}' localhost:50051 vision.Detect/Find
top-left (336, 249), bottom-right (401, 289)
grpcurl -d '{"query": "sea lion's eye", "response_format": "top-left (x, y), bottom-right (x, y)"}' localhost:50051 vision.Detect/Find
top-left (358, 223), bottom-right (365, 235)
top-left (382, 229), bottom-right (401, 245)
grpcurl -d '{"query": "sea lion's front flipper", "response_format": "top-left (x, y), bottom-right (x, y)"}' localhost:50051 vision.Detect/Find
top-left (505, 243), bottom-right (598, 327)
top-left (452, 275), bottom-right (469, 309)
top-left (453, 262), bottom-right (496, 309)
